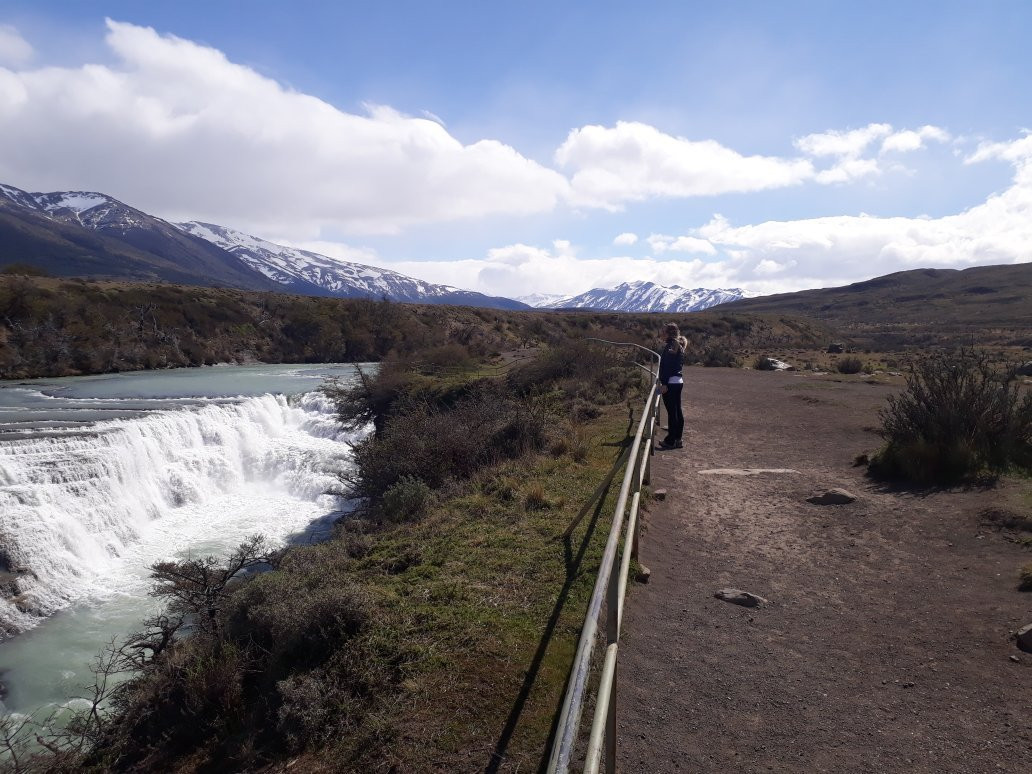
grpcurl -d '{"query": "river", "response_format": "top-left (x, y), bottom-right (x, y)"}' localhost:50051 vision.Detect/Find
top-left (0, 363), bottom-right (365, 718)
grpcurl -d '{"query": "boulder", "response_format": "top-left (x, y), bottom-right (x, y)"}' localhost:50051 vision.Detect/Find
top-left (1017, 623), bottom-right (1032, 653)
top-left (714, 588), bottom-right (768, 608)
top-left (827, 343), bottom-right (845, 354)
top-left (807, 488), bottom-right (857, 505)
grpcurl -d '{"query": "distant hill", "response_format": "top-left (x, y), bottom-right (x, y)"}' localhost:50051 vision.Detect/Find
top-left (718, 263), bottom-right (1032, 348)
top-left (523, 281), bottom-right (750, 312)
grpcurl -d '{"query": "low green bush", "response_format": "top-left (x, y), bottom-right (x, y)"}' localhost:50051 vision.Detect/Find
top-left (379, 475), bottom-right (434, 523)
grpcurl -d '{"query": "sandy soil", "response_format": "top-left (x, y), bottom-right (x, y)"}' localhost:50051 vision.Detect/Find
top-left (617, 367), bottom-right (1032, 773)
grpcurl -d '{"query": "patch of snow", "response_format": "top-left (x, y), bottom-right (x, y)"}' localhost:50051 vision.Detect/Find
top-left (36, 192), bottom-right (110, 213)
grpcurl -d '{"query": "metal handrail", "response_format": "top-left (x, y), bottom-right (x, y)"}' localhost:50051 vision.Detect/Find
top-left (546, 339), bottom-right (662, 774)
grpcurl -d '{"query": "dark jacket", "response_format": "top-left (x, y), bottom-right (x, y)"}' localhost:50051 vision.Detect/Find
top-left (658, 339), bottom-right (684, 384)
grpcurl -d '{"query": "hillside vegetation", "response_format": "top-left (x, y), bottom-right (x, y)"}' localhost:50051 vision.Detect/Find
top-left (3, 342), bottom-right (642, 771)
top-left (0, 275), bottom-right (832, 379)
top-left (720, 262), bottom-right (1032, 351)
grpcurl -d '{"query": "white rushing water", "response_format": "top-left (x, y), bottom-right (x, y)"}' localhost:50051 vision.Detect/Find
top-left (0, 364), bottom-right (365, 715)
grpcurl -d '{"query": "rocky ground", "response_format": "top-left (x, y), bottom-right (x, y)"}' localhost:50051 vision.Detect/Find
top-left (617, 367), bottom-right (1032, 773)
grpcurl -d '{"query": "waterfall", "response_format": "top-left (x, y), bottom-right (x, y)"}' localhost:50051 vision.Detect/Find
top-left (0, 389), bottom-right (358, 637)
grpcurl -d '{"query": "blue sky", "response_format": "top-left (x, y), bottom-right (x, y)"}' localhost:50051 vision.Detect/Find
top-left (1, 1), bottom-right (1030, 298)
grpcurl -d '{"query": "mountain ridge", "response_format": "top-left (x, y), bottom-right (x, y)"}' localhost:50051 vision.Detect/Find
top-left (0, 183), bottom-right (528, 309)
top-left (529, 280), bottom-right (751, 312)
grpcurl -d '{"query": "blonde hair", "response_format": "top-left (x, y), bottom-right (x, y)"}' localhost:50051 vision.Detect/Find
top-left (663, 323), bottom-right (687, 352)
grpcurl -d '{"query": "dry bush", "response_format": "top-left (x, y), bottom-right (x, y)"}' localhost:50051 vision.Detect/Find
top-left (869, 350), bottom-right (1032, 484)
top-left (346, 386), bottom-right (556, 500)
top-left (1019, 563), bottom-right (1032, 592)
top-left (837, 356), bottom-right (864, 374)
top-left (523, 484), bottom-right (550, 510)
top-left (702, 346), bottom-right (738, 367)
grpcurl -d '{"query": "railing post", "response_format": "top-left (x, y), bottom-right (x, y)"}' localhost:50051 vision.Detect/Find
top-left (605, 661), bottom-right (617, 773)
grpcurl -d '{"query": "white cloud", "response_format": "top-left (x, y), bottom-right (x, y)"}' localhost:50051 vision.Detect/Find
top-left (965, 130), bottom-right (1032, 164)
top-left (695, 141), bottom-right (1032, 290)
top-left (794, 123), bottom-right (892, 158)
top-left (394, 134), bottom-right (1032, 299)
top-left (0, 25), bottom-right (32, 66)
top-left (880, 125), bottom-right (950, 154)
top-left (814, 157), bottom-right (882, 184)
top-left (647, 233), bottom-right (717, 255)
top-left (0, 20), bottom-right (568, 236)
top-left (555, 121), bottom-right (814, 208)
top-left (794, 123), bottom-right (949, 184)
top-left (613, 231), bottom-right (638, 246)
top-left (339, 241), bottom-right (741, 298)
top-left (554, 121), bottom-right (953, 208)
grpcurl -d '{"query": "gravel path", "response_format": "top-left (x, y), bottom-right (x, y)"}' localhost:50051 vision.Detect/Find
top-left (617, 368), bottom-right (1032, 773)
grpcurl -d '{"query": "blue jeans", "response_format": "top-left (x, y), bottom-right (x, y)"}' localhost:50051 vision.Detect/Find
top-left (662, 383), bottom-right (684, 443)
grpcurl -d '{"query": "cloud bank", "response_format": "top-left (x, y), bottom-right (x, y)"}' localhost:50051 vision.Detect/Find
top-left (0, 20), bottom-right (1025, 300)
top-left (348, 135), bottom-right (1032, 298)
top-left (0, 20), bottom-right (568, 236)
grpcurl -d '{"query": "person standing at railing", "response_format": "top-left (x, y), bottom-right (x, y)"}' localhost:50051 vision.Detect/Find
top-left (657, 322), bottom-right (687, 449)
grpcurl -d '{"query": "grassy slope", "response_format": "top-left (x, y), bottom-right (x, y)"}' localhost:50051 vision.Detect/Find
top-left (337, 412), bottom-right (633, 772)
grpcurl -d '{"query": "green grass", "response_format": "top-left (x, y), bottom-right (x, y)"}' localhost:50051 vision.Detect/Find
top-left (319, 409), bottom-right (632, 771)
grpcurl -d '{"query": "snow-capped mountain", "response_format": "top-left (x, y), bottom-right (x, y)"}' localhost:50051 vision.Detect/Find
top-left (0, 182), bottom-right (527, 308)
top-left (548, 281), bottom-right (752, 312)
top-left (515, 292), bottom-right (570, 308)
top-left (2, 186), bottom-right (167, 235)
top-left (0, 184), bottom-right (282, 290)
top-left (177, 222), bottom-right (529, 309)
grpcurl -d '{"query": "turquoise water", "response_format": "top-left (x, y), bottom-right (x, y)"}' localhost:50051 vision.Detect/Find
top-left (0, 363), bottom-right (367, 718)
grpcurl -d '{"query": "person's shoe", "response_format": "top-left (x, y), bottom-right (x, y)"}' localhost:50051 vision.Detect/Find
top-left (673, 440), bottom-right (683, 449)
top-left (657, 440), bottom-right (674, 450)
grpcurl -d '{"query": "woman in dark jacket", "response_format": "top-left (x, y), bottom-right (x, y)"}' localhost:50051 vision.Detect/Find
top-left (657, 322), bottom-right (686, 449)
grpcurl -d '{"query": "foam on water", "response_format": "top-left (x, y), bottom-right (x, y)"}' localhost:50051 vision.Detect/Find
top-left (0, 390), bottom-right (356, 633)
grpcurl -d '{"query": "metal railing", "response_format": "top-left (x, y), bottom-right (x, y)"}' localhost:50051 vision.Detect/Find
top-left (546, 339), bottom-right (662, 774)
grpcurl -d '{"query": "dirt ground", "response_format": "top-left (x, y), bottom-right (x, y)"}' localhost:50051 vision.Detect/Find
top-left (617, 367), bottom-right (1032, 774)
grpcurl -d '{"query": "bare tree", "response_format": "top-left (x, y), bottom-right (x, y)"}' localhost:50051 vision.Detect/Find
top-left (149, 535), bottom-right (272, 635)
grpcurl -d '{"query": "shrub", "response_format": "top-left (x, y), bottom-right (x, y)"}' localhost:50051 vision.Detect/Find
top-left (1019, 563), bottom-right (1032, 592)
top-left (837, 356), bottom-right (864, 374)
top-left (570, 397), bottom-right (602, 421)
top-left (506, 339), bottom-right (636, 404)
top-left (378, 475), bottom-right (433, 523)
top-left (346, 386), bottom-right (557, 499)
top-left (702, 346), bottom-right (738, 368)
top-left (1, 262), bottom-right (50, 276)
top-left (869, 350), bottom-right (1032, 484)
top-left (524, 484), bottom-right (551, 510)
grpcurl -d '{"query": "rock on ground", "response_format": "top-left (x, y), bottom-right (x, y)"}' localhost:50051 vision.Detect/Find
top-left (807, 488), bottom-right (857, 505)
top-left (714, 588), bottom-right (768, 608)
